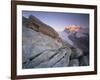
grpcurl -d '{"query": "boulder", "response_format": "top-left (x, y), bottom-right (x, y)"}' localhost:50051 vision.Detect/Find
top-left (79, 55), bottom-right (89, 66)
top-left (70, 48), bottom-right (83, 59)
top-left (69, 59), bottom-right (79, 66)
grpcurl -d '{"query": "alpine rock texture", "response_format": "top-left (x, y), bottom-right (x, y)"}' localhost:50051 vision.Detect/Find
top-left (22, 15), bottom-right (89, 69)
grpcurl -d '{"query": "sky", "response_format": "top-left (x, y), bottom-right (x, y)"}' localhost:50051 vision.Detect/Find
top-left (22, 11), bottom-right (89, 32)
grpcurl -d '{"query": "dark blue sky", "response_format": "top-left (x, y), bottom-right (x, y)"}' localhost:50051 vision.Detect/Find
top-left (22, 11), bottom-right (89, 32)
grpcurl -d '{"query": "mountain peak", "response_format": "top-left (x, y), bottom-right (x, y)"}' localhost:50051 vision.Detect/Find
top-left (65, 25), bottom-right (80, 32)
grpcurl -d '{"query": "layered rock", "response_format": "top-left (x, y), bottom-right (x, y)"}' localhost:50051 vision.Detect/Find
top-left (22, 15), bottom-right (62, 42)
top-left (22, 15), bottom-right (71, 68)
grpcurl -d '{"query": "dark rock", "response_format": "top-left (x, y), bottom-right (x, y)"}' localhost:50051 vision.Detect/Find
top-left (79, 55), bottom-right (89, 66)
top-left (69, 59), bottom-right (79, 66)
top-left (70, 48), bottom-right (83, 59)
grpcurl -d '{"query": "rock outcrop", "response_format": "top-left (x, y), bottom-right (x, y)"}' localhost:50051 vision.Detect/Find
top-left (22, 15), bottom-right (62, 43)
top-left (22, 15), bottom-right (72, 68)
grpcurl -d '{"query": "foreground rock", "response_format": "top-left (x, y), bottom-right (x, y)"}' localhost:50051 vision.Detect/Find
top-left (79, 55), bottom-right (89, 66)
top-left (22, 15), bottom-right (72, 68)
top-left (22, 26), bottom-right (72, 68)
top-left (70, 48), bottom-right (83, 59)
top-left (69, 59), bottom-right (79, 66)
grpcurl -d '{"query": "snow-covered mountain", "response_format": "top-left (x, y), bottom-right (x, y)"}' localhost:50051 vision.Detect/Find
top-left (59, 30), bottom-right (74, 46)
top-left (58, 25), bottom-right (89, 53)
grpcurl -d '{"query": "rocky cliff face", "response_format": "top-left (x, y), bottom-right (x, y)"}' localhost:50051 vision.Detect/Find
top-left (22, 15), bottom-right (89, 69)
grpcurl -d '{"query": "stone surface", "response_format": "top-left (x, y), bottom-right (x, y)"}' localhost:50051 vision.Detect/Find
top-left (79, 55), bottom-right (89, 66)
top-left (22, 16), bottom-right (72, 68)
top-left (70, 48), bottom-right (83, 59)
top-left (22, 26), bottom-right (71, 68)
top-left (69, 59), bottom-right (79, 66)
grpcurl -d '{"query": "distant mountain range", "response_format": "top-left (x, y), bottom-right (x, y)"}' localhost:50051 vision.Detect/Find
top-left (59, 25), bottom-right (89, 53)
